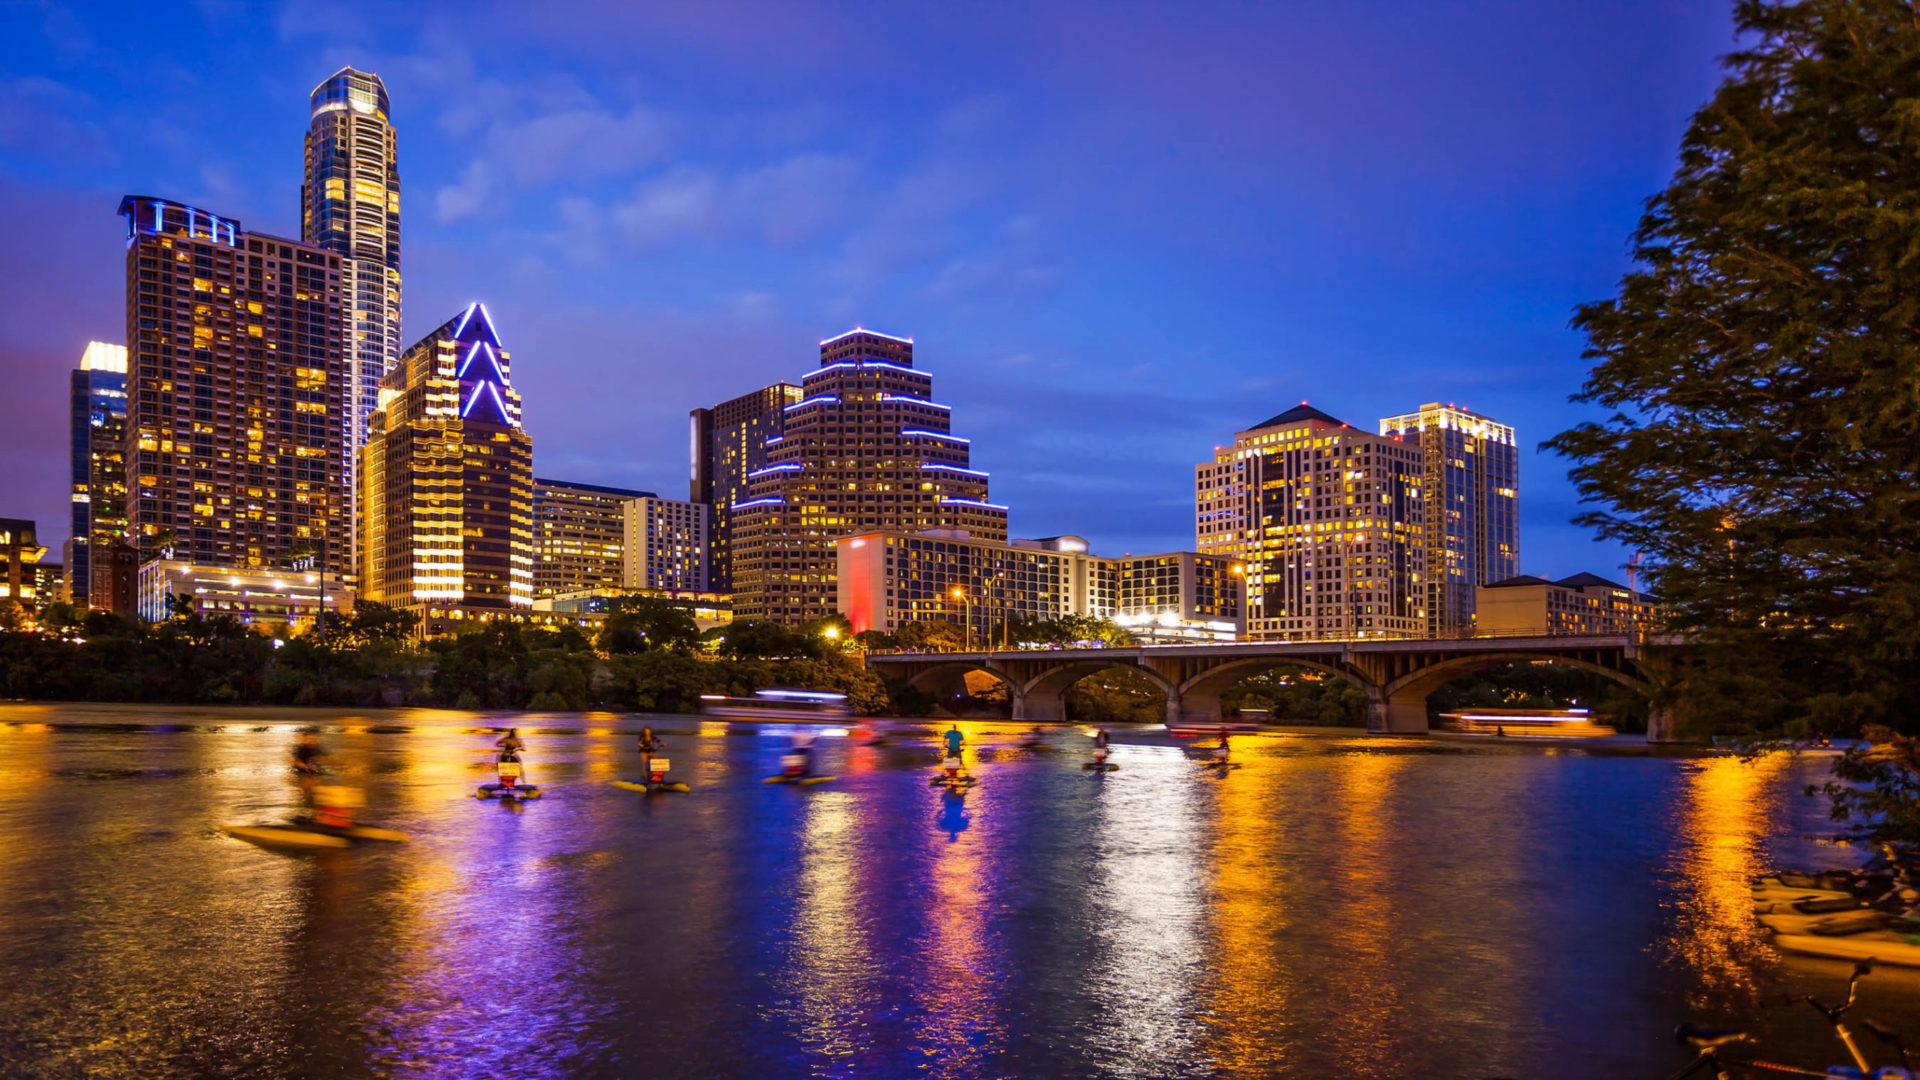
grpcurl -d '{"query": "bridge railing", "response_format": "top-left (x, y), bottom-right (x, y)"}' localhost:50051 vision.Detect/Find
top-left (863, 626), bottom-right (1652, 656)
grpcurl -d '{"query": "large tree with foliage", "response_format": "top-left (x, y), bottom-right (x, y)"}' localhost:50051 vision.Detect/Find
top-left (1546, 0), bottom-right (1920, 738)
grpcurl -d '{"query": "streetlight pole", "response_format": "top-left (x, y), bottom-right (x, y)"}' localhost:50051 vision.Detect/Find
top-left (951, 586), bottom-right (971, 651)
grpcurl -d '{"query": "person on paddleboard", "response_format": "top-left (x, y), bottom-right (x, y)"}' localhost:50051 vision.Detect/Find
top-left (942, 725), bottom-right (966, 779)
top-left (1092, 727), bottom-right (1111, 764)
top-left (789, 733), bottom-right (817, 778)
top-left (1213, 726), bottom-right (1231, 762)
top-left (495, 728), bottom-right (525, 762)
top-left (638, 726), bottom-right (662, 753)
top-left (292, 732), bottom-right (325, 775)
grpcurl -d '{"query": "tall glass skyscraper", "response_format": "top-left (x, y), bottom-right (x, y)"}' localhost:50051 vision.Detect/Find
top-left (1378, 403), bottom-right (1519, 637)
top-left (66, 341), bottom-right (127, 608)
top-left (303, 66), bottom-right (400, 565)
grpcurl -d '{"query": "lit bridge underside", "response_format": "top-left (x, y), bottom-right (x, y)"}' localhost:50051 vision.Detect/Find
top-left (867, 636), bottom-right (1678, 741)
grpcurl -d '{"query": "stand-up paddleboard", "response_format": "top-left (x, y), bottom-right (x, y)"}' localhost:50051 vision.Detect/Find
top-left (478, 759), bottom-right (540, 799)
top-left (613, 779), bottom-right (692, 794)
top-left (223, 823), bottom-right (409, 849)
top-left (931, 775), bottom-right (979, 790)
top-left (763, 773), bottom-right (833, 786)
top-left (1082, 762), bottom-right (1120, 771)
top-left (1199, 759), bottom-right (1244, 770)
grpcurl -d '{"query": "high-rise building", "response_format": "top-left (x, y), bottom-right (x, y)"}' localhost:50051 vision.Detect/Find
top-left (730, 329), bottom-right (1007, 624)
top-left (1378, 403), bottom-right (1518, 637)
top-left (66, 341), bottom-right (128, 608)
top-left (119, 196), bottom-right (347, 577)
top-left (303, 66), bottom-right (401, 565)
top-left (1196, 403), bottom-right (1425, 640)
top-left (1477, 572), bottom-right (1648, 637)
top-left (837, 531), bottom-right (1244, 644)
top-left (360, 303), bottom-right (532, 616)
top-left (532, 478), bottom-right (655, 598)
top-left (624, 496), bottom-right (709, 592)
top-left (690, 382), bottom-right (802, 591)
top-left (0, 519), bottom-right (46, 613)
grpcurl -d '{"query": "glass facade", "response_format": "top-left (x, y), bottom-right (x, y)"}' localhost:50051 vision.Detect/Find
top-left (68, 342), bottom-right (128, 607)
top-left (1378, 404), bottom-right (1519, 637)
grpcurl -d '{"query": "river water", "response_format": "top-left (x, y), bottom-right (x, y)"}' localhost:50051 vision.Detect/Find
top-left (2, 703), bottom-right (1915, 1079)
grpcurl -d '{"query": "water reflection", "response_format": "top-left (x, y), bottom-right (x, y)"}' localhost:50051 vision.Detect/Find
top-left (913, 764), bottom-right (1003, 1078)
top-left (1664, 753), bottom-right (1792, 1002)
top-left (789, 790), bottom-right (876, 1068)
top-left (1200, 750), bottom-right (1297, 1075)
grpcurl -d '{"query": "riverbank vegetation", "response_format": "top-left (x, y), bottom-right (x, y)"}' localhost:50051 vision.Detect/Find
top-left (1547, 1), bottom-right (1920, 839)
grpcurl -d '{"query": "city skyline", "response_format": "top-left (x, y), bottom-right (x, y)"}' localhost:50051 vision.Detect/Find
top-left (0, 3), bottom-right (1735, 576)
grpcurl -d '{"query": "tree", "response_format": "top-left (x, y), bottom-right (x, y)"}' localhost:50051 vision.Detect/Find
top-left (893, 619), bottom-right (968, 653)
top-left (598, 596), bottom-right (699, 655)
top-left (342, 600), bottom-right (419, 645)
top-left (1545, 0), bottom-right (1920, 738)
top-left (717, 620), bottom-right (817, 660)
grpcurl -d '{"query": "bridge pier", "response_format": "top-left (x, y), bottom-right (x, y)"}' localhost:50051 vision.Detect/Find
top-left (1012, 687), bottom-right (1066, 724)
top-left (1645, 704), bottom-right (1683, 743)
top-left (1367, 689), bottom-right (1430, 735)
top-left (1166, 685), bottom-right (1222, 728)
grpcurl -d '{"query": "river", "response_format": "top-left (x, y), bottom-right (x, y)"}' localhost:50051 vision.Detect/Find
top-left (1, 703), bottom-right (1914, 1079)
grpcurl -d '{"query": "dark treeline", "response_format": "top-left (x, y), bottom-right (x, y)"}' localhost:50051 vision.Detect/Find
top-left (0, 598), bottom-right (893, 714)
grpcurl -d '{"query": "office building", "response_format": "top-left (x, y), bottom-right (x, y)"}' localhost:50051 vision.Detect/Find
top-left (303, 66), bottom-right (401, 546)
top-left (691, 382), bottom-right (802, 591)
top-left (533, 478), bottom-right (655, 598)
top-left (32, 563), bottom-right (63, 609)
top-left (837, 531), bottom-right (1243, 645)
top-left (732, 329), bottom-right (1006, 624)
top-left (1196, 403), bottom-right (1425, 640)
top-left (66, 341), bottom-right (129, 608)
top-left (1476, 572), bottom-right (1651, 637)
top-left (360, 303), bottom-right (533, 615)
top-left (138, 558), bottom-right (349, 630)
top-left (1379, 403), bottom-right (1519, 637)
top-left (119, 196), bottom-right (347, 577)
top-left (0, 519), bottom-right (47, 611)
top-left (623, 496), bottom-right (710, 592)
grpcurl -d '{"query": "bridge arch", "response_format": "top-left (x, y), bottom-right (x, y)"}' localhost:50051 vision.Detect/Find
top-left (1376, 652), bottom-right (1654, 734)
top-left (1016, 658), bottom-right (1175, 725)
top-left (900, 660), bottom-right (1020, 717)
top-left (1170, 656), bottom-right (1377, 728)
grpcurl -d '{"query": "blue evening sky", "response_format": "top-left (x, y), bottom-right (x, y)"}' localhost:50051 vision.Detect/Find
top-left (0, 1), bottom-right (1731, 575)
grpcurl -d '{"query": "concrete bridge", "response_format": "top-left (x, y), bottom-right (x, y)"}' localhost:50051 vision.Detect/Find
top-left (867, 635), bottom-right (1675, 740)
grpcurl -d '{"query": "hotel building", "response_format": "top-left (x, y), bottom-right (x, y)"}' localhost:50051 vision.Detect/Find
top-left (359, 303), bottom-right (533, 616)
top-left (66, 341), bottom-right (129, 609)
top-left (303, 66), bottom-right (401, 544)
top-left (624, 496), bottom-right (709, 592)
top-left (1196, 404), bottom-right (1425, 640)
top-left (837, 531), bottom-right (1244, 644)
top-left (119, 195), bottom-right (348, 577)
top-left (1379, 403), bottom-right (1518, 636)
top-left (1476, 572), bottom-right (1651, 638)
top-left (690, 382), bottom-right (802, 591)
top-left (533, 478), bottom-right (655, 598)
top-left (731, 329), bottom-right (1006, 624)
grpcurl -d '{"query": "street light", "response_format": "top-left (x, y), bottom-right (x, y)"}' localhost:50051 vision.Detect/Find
top-left (951, 586), bottom-right (972, 651)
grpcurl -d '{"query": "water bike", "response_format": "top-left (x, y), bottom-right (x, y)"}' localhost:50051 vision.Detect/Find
top-left (226, 784), bottom-right (407, 849)
top-left (763, 752), bottom-right (833, 786)
top-left (1082, 747), bottom-right (1119, 772)
top-left (613, 756), bottom-right (691, 794)
top-left (477, 756), bottom-right (541, 800)
top-left (930, 757), bottom-right (979, 790)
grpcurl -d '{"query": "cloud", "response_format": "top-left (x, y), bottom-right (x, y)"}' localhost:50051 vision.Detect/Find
top-left (436, 159), bottom-right (493, 222)
top-left (491, 105), bottom-right (671, 185)
top-left (732, 153), bottom-right (861, 245)
top-left (613, 168), bottom-right (721, 246)
top-left (924, 257), bottom-right (1059, 301)
top-left (0, 77), bottom-right (112, 161)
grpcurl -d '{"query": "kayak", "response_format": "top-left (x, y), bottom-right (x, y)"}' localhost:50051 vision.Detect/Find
top-left (476, 782), bottom-right (541, 799)
top-left (224, 823), bottom-right (409, 849)
top-left (1772, 927), bottom-right (1920, 967)
top-left (763, 774), bottom-right (833, 786)
top-left (930, 775), bottom-right (978, 789)
top-left (613, 779), bottom-right (691, 794)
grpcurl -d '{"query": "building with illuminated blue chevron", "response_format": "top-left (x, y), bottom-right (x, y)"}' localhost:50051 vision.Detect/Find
top-left (730, 328), bottom-right (1007, 624)
top-left (359, 303), bottom-right (533, 623)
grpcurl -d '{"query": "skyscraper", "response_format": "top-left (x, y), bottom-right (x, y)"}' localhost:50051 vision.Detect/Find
top-left (730, 329), bottom-right (1006, 624)
top-left (1196, 404), bottom-right (1425, 640)
top-left (624, 496), bottom-right (710, 592)
top-left (532, 478), bottom-right (655, 598)
top-left (360, 303), bottom-right (533, 615)
top-left (690, 382), bottom-right (802, 591)
top-left (303, 66), bottom-right (400, 564)
top-left (119, 195), bottom-right (347, 576)
top-left (1378, 403), bottom-right (1518, 636)
top-left (66, 341), bottom-right (127, 608)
